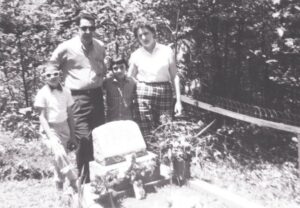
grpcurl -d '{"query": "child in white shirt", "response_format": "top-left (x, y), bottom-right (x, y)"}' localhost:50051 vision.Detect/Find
top-left (34, 62), bottom-right (78, 192)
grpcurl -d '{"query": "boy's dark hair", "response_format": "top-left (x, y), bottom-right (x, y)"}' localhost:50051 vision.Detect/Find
top-left (76, 12), bottom-right (96, 26)
top-left (133, 19), bottom-right (156, 39)
top-left (109, 55), bottom-right (128, 70)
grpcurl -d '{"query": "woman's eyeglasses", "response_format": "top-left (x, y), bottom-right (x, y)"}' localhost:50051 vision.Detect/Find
top-left (45, 72), bottom-right (59, 78)
top-left (80, 26), bottom-right (96, 32)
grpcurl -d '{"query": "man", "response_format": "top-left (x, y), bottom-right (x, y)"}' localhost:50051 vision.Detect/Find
top-left (128, 20), bottom-right (182, 139)
top-left (50, 12), bottom-right (106, 183)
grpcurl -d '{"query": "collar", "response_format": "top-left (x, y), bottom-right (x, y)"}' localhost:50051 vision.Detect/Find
top-left (112, 76), bottom-right (129, 84)
top-left (48, 84), bottom-right (63, 92)
top-left (77, 36), bottom-right (94, 55)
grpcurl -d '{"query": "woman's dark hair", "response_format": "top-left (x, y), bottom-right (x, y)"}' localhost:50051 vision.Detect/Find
top-left (133, 19), bottom-right (156, 39)
top-left (76, 12), bottom-right (96, 26)
top-left (109, 55), bottom-right (128, 71)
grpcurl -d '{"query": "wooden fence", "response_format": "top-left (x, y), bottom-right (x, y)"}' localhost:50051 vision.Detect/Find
top-left (181, 95), bottom-right (300, 175)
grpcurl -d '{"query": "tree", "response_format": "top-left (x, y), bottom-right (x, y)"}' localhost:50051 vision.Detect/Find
top-left (1, 0), bottom-right (300, 134)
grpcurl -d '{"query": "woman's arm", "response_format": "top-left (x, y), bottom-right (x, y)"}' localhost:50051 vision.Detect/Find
top-left (169, 51), bottom-right (182, 116)
top-left (127, 56), bottom-right (138, 81)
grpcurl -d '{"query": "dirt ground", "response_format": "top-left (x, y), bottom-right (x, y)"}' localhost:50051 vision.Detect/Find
top-left (120, 184), bottom-right (229, 208)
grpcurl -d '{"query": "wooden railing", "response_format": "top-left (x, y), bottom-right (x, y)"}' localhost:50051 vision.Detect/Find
top-left (181, 95), bottom-right (300, 176)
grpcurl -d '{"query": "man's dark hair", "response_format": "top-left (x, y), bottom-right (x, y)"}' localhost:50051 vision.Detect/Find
top-left (109, 55), bottom-right (128, 71)
top-left (76, 12), bottom-right (96, 26)
top-left (133, 19), bottom-right (156, 39)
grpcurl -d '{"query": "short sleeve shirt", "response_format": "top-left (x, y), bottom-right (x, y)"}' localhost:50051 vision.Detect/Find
top-left (34, 85), bottom-right (74, 123)
top-left (103, 76), bottom-right (136, 121)
top-left (129, 43), bottom-right (175, 82)
top-left (50, 36), bottom-right (106, 90)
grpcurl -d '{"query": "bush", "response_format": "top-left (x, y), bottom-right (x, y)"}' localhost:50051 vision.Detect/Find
top-left (0, 104), bottom-right (40, 142)
top-left (0, 138), bottom-right (53, 181)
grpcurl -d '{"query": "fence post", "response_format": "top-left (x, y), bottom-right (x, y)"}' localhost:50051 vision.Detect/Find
top-left (298, 134), bottom-right (300, 177)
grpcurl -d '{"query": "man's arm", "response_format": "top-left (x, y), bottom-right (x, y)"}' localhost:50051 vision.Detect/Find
top-left (67, 106), bottom-right (76, 143)
top-left (49, 43), bottom-right (65, 71)
top-left (95, 39), bottom-right (108, 81)
top-left (98, 47), bottom-right (107, 82)
top-left (102, 49), bottom-right (107, 76)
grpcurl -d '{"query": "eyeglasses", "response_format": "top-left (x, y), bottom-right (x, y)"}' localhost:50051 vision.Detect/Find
top-left (45, 72), bottom-right (59, 78)
top-left (80, 26), bottom-right (96, 32)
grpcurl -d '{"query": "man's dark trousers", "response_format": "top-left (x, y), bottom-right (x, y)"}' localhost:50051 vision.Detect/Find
top-left (71, 88), bottom-right (105, 184)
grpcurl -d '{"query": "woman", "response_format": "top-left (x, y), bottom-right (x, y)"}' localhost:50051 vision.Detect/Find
top-left (128, 20), bottom-right (182, 139)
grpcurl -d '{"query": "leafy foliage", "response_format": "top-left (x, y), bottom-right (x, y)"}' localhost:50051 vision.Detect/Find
top-left (150, 113), bottom-right (299, 207)
top-left (0, 105), bottom-right (40, 140)
top-left (91, 153), bottom-right (159, 197)
top-left (1, 0), bottom-right (300, 137)
top-left (0, 139), bottom-right (53, 181)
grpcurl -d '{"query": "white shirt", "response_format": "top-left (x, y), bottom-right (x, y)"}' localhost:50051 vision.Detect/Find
top-left (50, 36), bottom-right (106, 90)
top-left (129, 43), bottom-right (177, 82)
top-left (34, 85), bottom-right (74, 123)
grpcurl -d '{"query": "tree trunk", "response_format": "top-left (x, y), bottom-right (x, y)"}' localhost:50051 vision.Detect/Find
top-left (233, 17), bottom-right (244, 100)
top-left (210, 17), bottom-right (225, 96)
top-left (16, 34), bottom-right (29, 107)
top-left (223, 21), bottom-right (230, 97)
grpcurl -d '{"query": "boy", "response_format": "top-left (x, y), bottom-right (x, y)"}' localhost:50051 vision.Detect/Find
top-left (103, 55), bottom-right (137, 122)
top-left (34, 62), bottom-right (78, 192)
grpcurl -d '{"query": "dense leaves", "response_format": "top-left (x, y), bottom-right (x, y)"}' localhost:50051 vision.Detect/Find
top-left (1, 0), bottom-right (300, 134)
top-left (149, 112), bottom-right (299, 207)
top-left (0, 138), bottom-right (54, 180)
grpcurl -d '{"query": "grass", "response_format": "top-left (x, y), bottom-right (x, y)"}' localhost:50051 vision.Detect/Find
top-left (1, 119), bottom-right (300, 208)
top-left (0, 179), bottom-right (71, 208)
top-left (0, 131), bottom-right (76, 208)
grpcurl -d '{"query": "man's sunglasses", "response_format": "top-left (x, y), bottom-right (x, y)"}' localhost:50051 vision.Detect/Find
top-left (45, 72), bottom-right (59, 78)
top-left (80, 26), bottom-right (96, 32)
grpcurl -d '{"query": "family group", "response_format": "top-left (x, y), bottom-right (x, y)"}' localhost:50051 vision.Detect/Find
top-left (34, 12), bottom-right (182, 193)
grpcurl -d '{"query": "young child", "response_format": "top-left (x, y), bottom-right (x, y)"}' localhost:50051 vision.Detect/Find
top-left (34, 62), bottom-right (78, 192)
top-left (103, 55), bottom-right (137, 122)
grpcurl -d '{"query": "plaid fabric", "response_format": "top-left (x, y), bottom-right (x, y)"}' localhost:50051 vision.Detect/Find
top-left (136, 82), bottom-right (173, 137)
